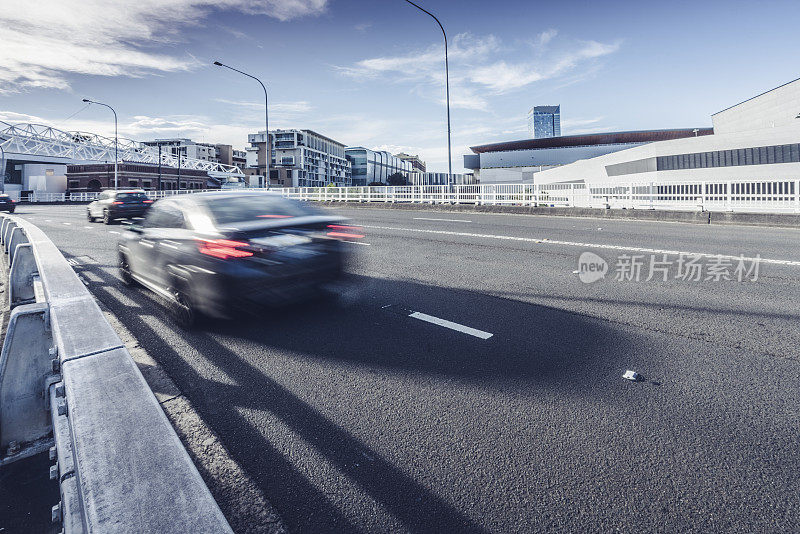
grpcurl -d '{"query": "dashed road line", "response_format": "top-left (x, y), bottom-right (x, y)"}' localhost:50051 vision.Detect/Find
top-left (108, 230), bottom-right (120, 235)
top-left (413, 217), bottom-right (472, 223)
top-left (346, 241), bottom-right (372, 246)
top-left (362, 225), bottom-right (800, 266)
top-left (408, 311), bottom-right (493, 339)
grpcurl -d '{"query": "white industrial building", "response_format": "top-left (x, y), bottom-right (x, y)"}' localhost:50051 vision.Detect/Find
top-left (533, 78), bottom-right (800, 188)
top-left (464, 129), bottom-right (712, 184)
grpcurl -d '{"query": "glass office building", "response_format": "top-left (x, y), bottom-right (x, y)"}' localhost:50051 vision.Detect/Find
top-left (345, 147), bottom-right (412, 186)
top-left (528, 105), bottom-right (561, 139)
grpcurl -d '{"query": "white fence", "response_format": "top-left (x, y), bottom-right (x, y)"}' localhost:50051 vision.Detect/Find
top-left (13, 179), bottom-right (800, 213)
top-left (279, 180), bottom-right (800, 213)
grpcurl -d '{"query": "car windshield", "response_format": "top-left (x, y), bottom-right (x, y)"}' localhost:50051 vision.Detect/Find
top-left (202, 195), bottom-right (319, 225)
top-left (117, 193), bottom-right (147, 200)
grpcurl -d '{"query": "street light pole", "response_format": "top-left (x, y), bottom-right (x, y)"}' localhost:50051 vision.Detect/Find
top-left (403, 0), bottom-right (452, 185)
top-left (0, 144), bottom-right (5, 192)
top-left (214, 61), bottom-right (269, 188)
top-left (82, 99), bottom-right (118, 189)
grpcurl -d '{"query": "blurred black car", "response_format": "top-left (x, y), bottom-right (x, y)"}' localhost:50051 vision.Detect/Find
top-left (118, 191), bottom-right (359, 328)
top-left (87, 189), bottom-right (153, 224)
top-left (0, 194), bottom-right (15, 213)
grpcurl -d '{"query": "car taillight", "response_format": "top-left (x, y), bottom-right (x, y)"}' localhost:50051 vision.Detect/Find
top-left (112, 201), bottom-right (123, 205)
top-left (143, 199), bottom-right (154, 203)
top-left (326, 224), bottom-right (365, 239)
top-left (197, 238), bottom-right (253, 259)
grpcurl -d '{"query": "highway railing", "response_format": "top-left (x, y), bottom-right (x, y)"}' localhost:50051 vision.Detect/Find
top-left (0, 214), bottom-right (232, 532)
top-left (278, 179), bottom-right (800, 213)
top-left (12, 178), bottom-right (800, 213)
top-left (17, 190), bottom-right (200, 203)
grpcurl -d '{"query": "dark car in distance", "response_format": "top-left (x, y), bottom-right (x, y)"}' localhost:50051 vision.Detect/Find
top-left (87, 189), bottom-right (153, 224)
top-left (0, 194), bottom-right (15, 213)
top-left (118, 191), bottom-right (359, 328)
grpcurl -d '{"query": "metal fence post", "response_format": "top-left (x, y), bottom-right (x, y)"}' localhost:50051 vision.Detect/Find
top-left (796, 180), bottom-right (800, 213)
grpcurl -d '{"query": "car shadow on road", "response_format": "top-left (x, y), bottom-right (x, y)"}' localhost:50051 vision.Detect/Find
top-left (72, 262), bottom-right (636, 533)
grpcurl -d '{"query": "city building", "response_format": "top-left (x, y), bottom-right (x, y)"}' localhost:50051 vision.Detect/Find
top-left (263, 129), bottom-right (350, 187)
top-left (527, 105), bottom-right (561, 138)
top-left (396, 152), bottom-right (426, 173)
top-left (142, 138), bottom-right (217, 161)
top-left (409, 172), bottom-right (474, 185)
top-left (464, 128), bottom-right (712, 184)
top-left (215, 144), bottom-right (247, 171)
top-left (246, 131), bottom-right (274, 187)
top-left (65, 162), bottom-right (208, 191)
top-left (142, 138), bottom-right (249, 186)
top-left (532, 77), bottom-right (800, 188)
top-left (345, 147), bottom-right (412, 185)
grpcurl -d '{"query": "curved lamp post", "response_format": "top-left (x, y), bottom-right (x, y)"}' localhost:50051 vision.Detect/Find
top-left (82, 98), bottom-right (118, 190)
top-left (214, 61), bottom-right (269, 188)
top-left (403, 0), bottom-right (452, 185)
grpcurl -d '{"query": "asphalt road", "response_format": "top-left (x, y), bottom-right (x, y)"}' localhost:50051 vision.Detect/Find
top-left (14, 203), bottom-right (800, 533)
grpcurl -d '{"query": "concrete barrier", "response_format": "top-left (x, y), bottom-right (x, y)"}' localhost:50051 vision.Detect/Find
top-left (323, 201), bottom-right (714, 225)
top-left (0, 214), bottom-right (232, 533)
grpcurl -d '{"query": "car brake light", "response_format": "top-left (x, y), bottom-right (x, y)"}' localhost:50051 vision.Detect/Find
top-left (197, 238), bottom-right (253, 259)
top-left (143, 199), bottom-right (154, 203)
top-left (326, 224), bottom-right (365, 239)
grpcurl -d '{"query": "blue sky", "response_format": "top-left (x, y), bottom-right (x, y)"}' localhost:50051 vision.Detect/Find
top-left (1, 0), bottom-right (798, 172)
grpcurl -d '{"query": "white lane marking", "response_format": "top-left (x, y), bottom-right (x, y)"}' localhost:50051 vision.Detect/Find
top-left (62, 222), bottom-right (71, 225)
top-left (413, 217), bottom-right (472, 223)
top-left (45, 219), bottom-right (52, 222)
top-left (84, 226), bottom-right (93, 229)
top-left (346, 241), bottom-right (372, 246)
top-left (109, 230), bottom-right (120, 235)
top-left (362, 225), bottom-right (800, 267)
top-left (409, 311), bottom-right (493, 339)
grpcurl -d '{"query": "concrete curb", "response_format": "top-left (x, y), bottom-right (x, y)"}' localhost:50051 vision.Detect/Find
top-left (317, 201), bottom-right (800, 229)
top-left (318, 201), bottom-right (713, 224)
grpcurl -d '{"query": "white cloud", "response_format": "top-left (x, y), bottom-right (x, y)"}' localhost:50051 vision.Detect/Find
top-left (537, 29), bottom-right (558, 47)
top-left (337, 33), bottom-right (501, 81)
top-left (338, 32), bottom-right (621, 97)
top-left (0, 0), bottom-right (328, 94)
top-left (214, 99), bottom-right (314, 114)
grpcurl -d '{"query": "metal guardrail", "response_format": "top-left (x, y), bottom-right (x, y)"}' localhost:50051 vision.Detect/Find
top-left (13, 179), bottom-right (800, 213)
top-left (17, 190), bottom-right (201, 203)
top-left (276, 180), bottom-right (800, 213)
top-left (0, 215), bottom-right (232, 532)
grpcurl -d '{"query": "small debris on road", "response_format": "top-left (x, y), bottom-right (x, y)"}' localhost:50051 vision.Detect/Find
top-left (622, 370), bottom-right (640, 381)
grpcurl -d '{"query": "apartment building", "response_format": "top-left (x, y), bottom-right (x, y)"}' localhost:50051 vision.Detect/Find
top-left (262, 129), bottom-right (350, 187)
top-left (395, 152), bottom-right (426, 173)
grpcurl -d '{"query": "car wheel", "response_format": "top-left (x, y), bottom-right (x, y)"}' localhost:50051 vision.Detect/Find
top-left (171, 283), bottom-right (198, 329)
top-left (103, 209), bottom-right (112, 224)
top-left (7, 207), bottom-right (14, 214)
top-left (118, 252), bottom-right (136, 287)
top-left (87, 209), bottom-right (95, 222)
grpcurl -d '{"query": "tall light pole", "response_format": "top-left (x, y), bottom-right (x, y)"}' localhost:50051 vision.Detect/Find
top-left (82, 99), bottom-right (118, 189)
top-left (214, 61), bottom-right (269, 188)
top-left (0, 144), bottom-right (5, 192)
top-left (404, 0), bottom-right (452, 184)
